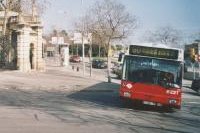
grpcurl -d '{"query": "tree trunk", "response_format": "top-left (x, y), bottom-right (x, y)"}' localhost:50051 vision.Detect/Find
top-left (76, 44), bottom-right (78, 56)
top-left (72, 43), bottom-right (74, 55)
top-left (98, 45), bottom-right (101, 57)
top-left (2, 7), bottom-right (8, 36)
top-left (89, 42), bottom-right (92, 77)
top-left (107, 44), bottom-right (112, 83)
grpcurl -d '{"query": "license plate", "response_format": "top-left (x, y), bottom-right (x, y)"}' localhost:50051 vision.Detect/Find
top-left (124, 92), bottom-right (131, 98)
top-left (143, 101), bottom-right (156, 106)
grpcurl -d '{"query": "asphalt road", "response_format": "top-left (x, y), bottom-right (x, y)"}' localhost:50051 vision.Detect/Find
top-left (0, 67), bottom-right (200, 133)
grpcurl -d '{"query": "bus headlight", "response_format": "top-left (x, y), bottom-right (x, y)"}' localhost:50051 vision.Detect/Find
top-left (126, 84), bottom-right (133, 89)
top-left (169, 99), bottom-right (177, 104)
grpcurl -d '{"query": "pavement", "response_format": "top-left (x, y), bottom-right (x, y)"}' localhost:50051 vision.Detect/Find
top-left (0, 65), bottom-right (120, 133)
top-left (0, 64), bottom-right (200, 133)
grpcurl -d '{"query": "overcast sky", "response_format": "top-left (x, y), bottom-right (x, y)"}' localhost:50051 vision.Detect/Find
top-left (42, 0), bottom-right (200, 43)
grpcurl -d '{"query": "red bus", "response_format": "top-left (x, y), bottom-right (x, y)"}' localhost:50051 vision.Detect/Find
top-left (119, 44), bottom-right (184, 109)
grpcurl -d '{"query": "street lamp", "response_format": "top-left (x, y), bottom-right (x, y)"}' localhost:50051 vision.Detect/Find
top-left (88, 33), bottom-right (92, 77)
top-left (81, 0), bottom-right (85, 76)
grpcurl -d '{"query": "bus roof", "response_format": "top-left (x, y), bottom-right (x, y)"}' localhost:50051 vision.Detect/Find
top-left (130, 43), bottom-right (182, 51)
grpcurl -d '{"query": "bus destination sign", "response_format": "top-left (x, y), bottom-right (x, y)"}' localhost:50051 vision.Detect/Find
top-left (129, 45), bottom-right (179, 60)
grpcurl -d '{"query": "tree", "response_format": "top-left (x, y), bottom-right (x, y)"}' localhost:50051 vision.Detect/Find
top-left (61, 30), bottom-right (68, 36)
top-left (144, 26), bottom-right (182, 48)
top-left (89, 0), bottom-right (137, 82)
top-left (0, 0), bottom-right (19, 35)
top-left (20, 0), bottom-right (50, 16)
top-left (191, 32), bottom-right (200, 42)
top-left (52, 29), bottom-right (58, 36)
top-left (0, 0), bottom-right (50, 35)
top-left (74, 0), bottom-right (137, 82)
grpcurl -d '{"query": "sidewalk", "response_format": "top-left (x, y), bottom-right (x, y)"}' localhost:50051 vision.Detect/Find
top-left (0, 67), bottom-right (94, 91)
top-left (0, 67), bottom-right (121, 133)
top-left (0, 107), bottom-right (69, 133)
top-left (56, 64), bottom-right (121, 84)
top-left (0, 66), bottom-right (120, 92)
top-left (183, 79), bottom-right (192, 87)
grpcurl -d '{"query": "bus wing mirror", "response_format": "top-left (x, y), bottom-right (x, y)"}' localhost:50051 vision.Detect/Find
top-left (118, 53), bottom-right (124, 62)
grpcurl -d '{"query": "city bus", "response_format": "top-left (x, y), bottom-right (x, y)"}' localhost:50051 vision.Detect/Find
top-left (119, 44), bottom-right (184, 109)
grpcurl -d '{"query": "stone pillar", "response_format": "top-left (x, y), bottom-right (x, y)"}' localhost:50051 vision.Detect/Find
top-left (30, 42), bottom-right (37, 70)
top-left (17, 25), bottom-right (31, 72)
top-left (35, 26), bottom-right (45, 71)
top-left (61, 46), bottom-right (69, 67)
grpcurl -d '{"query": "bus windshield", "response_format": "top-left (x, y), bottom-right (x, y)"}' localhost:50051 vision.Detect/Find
top-left (122, 56), bottom-right (183, 88)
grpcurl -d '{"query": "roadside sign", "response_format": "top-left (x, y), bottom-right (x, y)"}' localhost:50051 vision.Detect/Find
top-left (195, 54), bottom-right (198, 62)
top-left (198, 55), bottom-right (200, 62)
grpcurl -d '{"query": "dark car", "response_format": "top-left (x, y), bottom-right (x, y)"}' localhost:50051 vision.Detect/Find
top-left (70, 55), bottom-right (81, 63)
top-left (184, 63), bottom-right (187, 73)
top-left (191, 79), bottom-right (200, 95)
top-left (92, 59), bottom-right (107, 69)
top-left (111, 63), bottom-right (122, 79)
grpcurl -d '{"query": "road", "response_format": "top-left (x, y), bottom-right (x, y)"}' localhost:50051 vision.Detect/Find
top-left (0, 66), bottom-right (199, 133)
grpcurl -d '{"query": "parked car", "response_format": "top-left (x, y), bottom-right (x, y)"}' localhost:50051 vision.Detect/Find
top-left (184, 64), bottom-right (187, 73)
top-left (191, 79), bottom-right (200, 95)
top-left (70, 55), bottom-right (81, 63)
top-left (111, 63), bottom-right (122, 79)
top-left (92, 59), bottom-right (107, 69)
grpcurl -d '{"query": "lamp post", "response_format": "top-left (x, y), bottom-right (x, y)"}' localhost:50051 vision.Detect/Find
top-left (88, 33), bottom-right (92, 77)
top-left (81, 0), bottom-right (85, 76)
top-left (82, 32), bottom-right (85, 76)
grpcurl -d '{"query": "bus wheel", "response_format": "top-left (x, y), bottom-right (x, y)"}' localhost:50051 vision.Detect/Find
top-left (132, 100), bottom-right (142, 107)
top-left (162, 106), bottom-right (172, 111)
top-left (120, 96), bottom-right (131, 106)
top-left (175, 105), bottom-right (181, 110)
top-left (120, 96), bottom-right (126, 103)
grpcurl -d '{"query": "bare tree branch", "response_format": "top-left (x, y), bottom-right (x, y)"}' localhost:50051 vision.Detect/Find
top-left (0, 0), bottom-right (50, 35)
top-left (74, 0), bottom-right (138, 82)
top-left (144, 26), bottom-right (182, 48)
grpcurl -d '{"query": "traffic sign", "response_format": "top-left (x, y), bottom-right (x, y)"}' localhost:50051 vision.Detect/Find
top-left (194, 54), bottom-right (200, 62)
top-left (195, 54), bottom-right (198, 61)
top-left (198, 55), bottom-right (200, 62)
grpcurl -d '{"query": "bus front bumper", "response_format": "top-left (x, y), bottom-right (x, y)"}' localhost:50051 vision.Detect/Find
top-left (120, 90), bottom-right (181, 109)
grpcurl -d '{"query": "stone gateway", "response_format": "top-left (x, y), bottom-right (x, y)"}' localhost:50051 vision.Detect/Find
top-left (0, 9), bottom-right (45, 72)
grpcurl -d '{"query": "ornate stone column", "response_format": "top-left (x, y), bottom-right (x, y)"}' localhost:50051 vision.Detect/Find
top-left (35, 26), bottom-right (45, 71)
top-left (16, 25), bottom-right (32, 72)
top-left (61, 46), bottom-right (69, 67)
